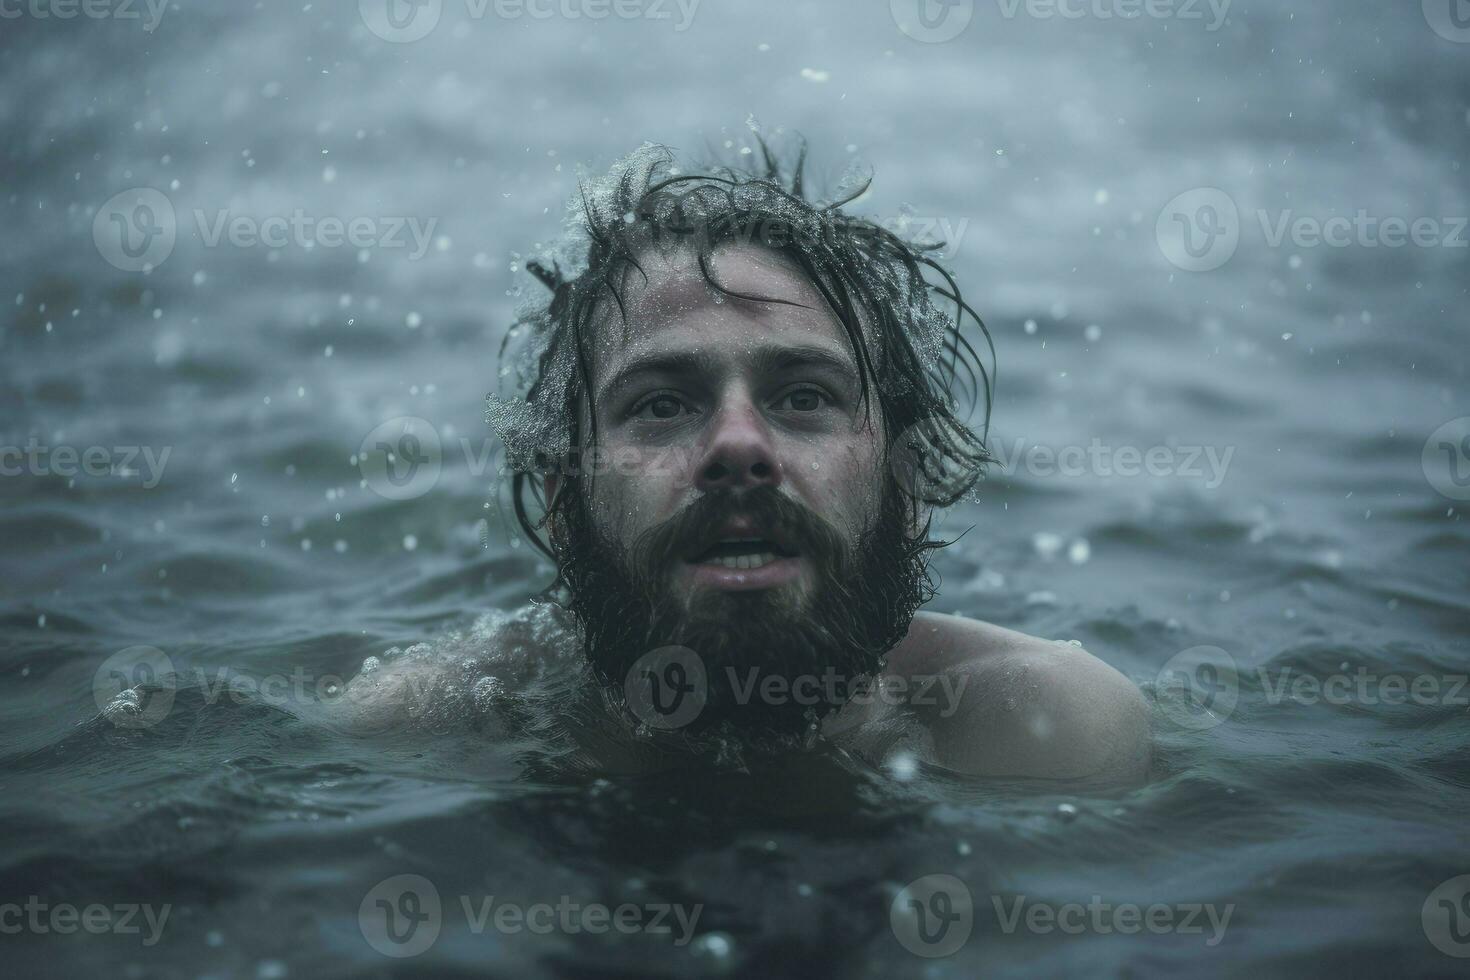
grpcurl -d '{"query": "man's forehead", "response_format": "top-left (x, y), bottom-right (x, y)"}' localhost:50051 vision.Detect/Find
top-left (591, 244), bottom-right (859, 367)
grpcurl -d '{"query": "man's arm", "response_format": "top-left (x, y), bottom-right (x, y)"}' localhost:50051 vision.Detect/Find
top-left (890, 613), bottom-right (1153, 785)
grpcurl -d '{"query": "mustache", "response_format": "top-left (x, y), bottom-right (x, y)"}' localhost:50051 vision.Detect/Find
top-left (626, 486), bottom-right (848, 583)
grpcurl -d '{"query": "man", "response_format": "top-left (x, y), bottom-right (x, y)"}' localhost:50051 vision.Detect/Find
top-left (348, 143), bottom-right (1150, 786)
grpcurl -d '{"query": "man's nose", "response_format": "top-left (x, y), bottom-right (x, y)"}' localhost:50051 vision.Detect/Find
top-left (694, 396), bottom-right (782, 491)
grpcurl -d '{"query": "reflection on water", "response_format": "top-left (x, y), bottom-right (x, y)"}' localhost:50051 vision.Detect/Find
top-left (1, 0), bottom-right (1468, 975)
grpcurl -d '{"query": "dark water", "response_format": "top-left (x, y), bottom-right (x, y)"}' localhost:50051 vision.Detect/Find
top-left (2, 0), bottom-right (1469, 976)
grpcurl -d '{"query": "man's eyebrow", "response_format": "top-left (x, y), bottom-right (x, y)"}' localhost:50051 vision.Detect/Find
top-left (752, 344), bottom-right (861, 385)
top-left (597, 350), bottom-right (719, 403)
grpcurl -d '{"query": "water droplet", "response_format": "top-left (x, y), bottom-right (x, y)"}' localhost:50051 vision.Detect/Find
top-left (691, 933), bottom-right (734, 960)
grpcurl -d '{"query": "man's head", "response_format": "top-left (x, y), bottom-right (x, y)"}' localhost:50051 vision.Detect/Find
top-left (494, 142), bottom-right (992, 735)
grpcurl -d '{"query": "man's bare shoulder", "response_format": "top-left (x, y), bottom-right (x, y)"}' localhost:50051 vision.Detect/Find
top-left (884, 612), bottom-right (1153, 784)
top-left (330, 604), bottom-right (581, 734)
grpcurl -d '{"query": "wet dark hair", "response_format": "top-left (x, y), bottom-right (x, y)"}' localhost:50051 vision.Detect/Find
top-left (494, 139), bottom-right (995, 574)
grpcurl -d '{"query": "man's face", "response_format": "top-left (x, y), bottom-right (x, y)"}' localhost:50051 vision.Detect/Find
top-left (582, 244), bottom-right (885, 612)
top-left (551, 243), bottom-right (927, 734)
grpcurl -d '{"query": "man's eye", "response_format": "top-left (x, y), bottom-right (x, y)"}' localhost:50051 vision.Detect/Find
top-left (776, 388), bottom-right (827, 412)
top-left (636, 394), bottom-right (688, 420)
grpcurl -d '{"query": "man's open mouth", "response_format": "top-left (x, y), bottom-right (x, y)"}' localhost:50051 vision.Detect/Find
top-left (687, 537), bottom-right (798, 571)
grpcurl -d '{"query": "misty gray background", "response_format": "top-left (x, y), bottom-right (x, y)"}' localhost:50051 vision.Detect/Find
top-left (1, 2), bottom-right (1468, 976)
top-left (3, 0), bottom-right (1466, 630)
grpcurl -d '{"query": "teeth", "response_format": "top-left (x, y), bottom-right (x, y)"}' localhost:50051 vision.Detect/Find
top-left (710, 552), bottom-right (777, 570)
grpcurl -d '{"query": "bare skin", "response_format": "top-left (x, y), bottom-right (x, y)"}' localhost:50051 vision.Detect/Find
top-left (834, 612), bottom-right (1151, 783)
top-left (342, 242), bottom-right (1151, 787)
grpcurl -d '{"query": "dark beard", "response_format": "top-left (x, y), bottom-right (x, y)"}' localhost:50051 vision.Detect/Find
top-left (551, 480), bottom-right (931, 738)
